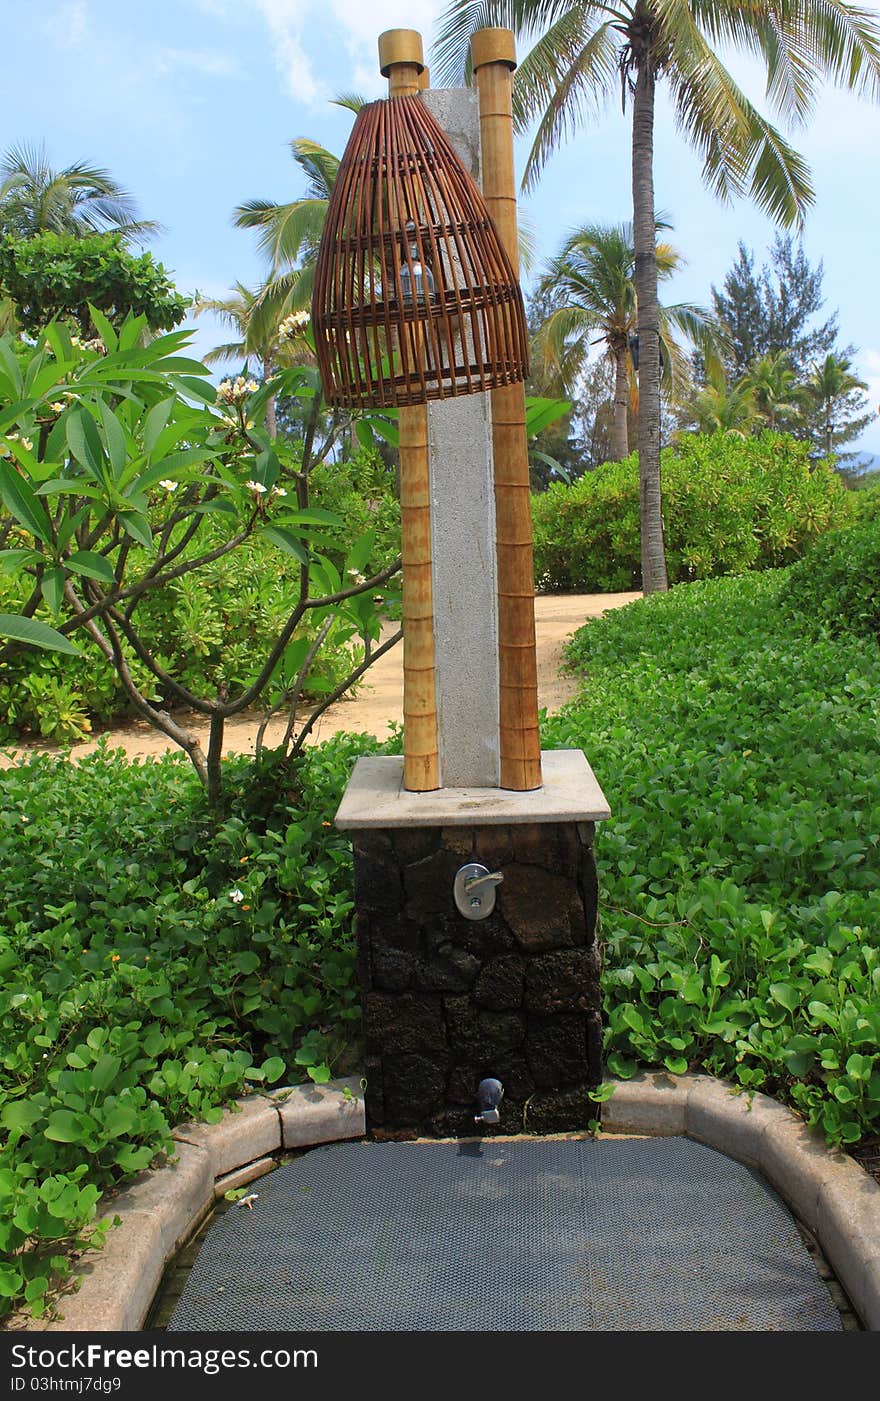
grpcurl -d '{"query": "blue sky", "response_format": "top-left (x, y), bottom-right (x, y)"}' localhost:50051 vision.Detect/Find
top-left (6, 0), bottom-right (880, 456)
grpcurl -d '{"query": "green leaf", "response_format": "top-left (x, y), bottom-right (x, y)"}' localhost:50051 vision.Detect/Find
top-left (261, 1056), bottom-right (286, 1084)
top-left (66, 410), bottom-right (106, 482)
top-left (118, 510), bottom-right (152, 548)
top-left (40, 566), bottom-right (64, 614)
top-left (769, 983), bottom-right (801, 1013)
top-left (262, 525), bottom-right (309, 564)
top-left (86, 303), bottom-right (119, 353)
top-left (91, 1053), bottom-right (122, 1091)
top-left (355, 420), bottom-right (373, 450)
top-left (66, 551), bottom-right (115, 584)
top-left (142, 397), bottom-right (175, 456)
top-left (0, 548), bottom-right (41, 573)
top-left (44, 1110), bottom-right (88, 1143)
top-left (0, 613), bottom-right (79, 654)
top-left (307, 1063), bottom-right (332, 1084)
top-left (0, 1100), bottom-right (44, 1133)
top-left (0, 1266), bottom-right (24, 1298)
top-left (98, 400), bottom-right (127, 479)
top-left (0, 458), bottom-right (52, 542)
top-left (345, 529), bottom-right (376, 577)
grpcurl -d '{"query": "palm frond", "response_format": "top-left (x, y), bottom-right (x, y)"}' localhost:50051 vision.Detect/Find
top-left (431, 0), bottom-right (585, 87)
top-left (518, 18), bottom-right (619, 191)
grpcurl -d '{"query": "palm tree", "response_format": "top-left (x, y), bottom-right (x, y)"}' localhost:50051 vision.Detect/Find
top-left (434, 1), bottom-right (880, 592)
top-left (807, 352), bottom-right (869, 458)
top-left (0, 143), bottom-right (158, 241)
top-left (232, 137), bottom-right (341, 350)
top-left (536, 220), bottom-right (718, 460)
top-left (688, 366), bottom-right (760, 438)
top-left (744, 350), bottom-right (802, 431)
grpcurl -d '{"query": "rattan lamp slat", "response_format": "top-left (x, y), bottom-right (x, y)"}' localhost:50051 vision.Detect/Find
top-left (312, 95), bottom-right (529, 409)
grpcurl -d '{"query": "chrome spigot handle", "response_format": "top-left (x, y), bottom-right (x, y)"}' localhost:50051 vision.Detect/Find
top-left (463, 870), bottom-right (504, 893)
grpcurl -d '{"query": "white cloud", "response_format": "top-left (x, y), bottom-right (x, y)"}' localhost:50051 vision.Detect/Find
top-left (153, 47), bottom-right (239, 79)
top-left (246, 0), bottom-right (323, 105)
top-left (50, 0), bottom-right (88, 47)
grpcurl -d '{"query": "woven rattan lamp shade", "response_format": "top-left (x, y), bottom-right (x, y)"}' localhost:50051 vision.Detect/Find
top-left (312, 95), bottom-right (529, 409)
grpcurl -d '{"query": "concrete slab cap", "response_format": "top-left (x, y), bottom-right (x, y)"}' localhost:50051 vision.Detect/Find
top-left (334, 750), bottom-right (611, 828)
top-left (98, 1140), bottom-right (214, 1261)
top-left (173, 1094), bottom-right (282, 1178)
top-left (758, 1115), bottom-right (862, 1233)
top-left (600, 1072), bottom-right (689, 1136)
top-left (817, 1174), bottom-right (880, 1323)
top-left (277, 1075), bottom-right (365, 1149)
top-left (52, 1212), bottom-right (165, 1332)
top-left (685, 1077), bottom-right (794, 1168)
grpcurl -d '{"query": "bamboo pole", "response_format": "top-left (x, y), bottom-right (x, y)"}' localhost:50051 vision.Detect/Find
top-left (471, 29), bottom-right (542, 791)
top-left (378, 29), bottom-right (440, 790)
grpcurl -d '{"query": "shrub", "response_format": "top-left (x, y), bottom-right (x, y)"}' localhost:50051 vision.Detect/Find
top-left (0, 731), bottom-right (396, 1320)
top-left (784, 513), bottom-right (880, 643)
top-left (531, 431), bottom-right (851, 591)
top-left (547, 570), bottom-right (880, 1149)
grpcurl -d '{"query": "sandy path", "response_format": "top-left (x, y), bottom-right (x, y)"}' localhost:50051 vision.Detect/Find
top-left (0, 593), bottom-right (640, 766)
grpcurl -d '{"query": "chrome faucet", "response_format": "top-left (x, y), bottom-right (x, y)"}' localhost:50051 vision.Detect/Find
top-left (474, 1077), bottom-right (504, 1126)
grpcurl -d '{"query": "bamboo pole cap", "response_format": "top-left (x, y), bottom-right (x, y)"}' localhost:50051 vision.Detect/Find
top-left (470, 28), bottom-right (517, 72)
top-left (378, 30), bottom-right (425, 76)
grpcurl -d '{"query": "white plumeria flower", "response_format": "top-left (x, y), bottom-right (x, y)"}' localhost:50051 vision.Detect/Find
top-left (245, 480), bottom-right (268, 495)
top-left (51, 401), bottom-right (65, 412)
top-left (273, 486), bottom-right (288, 498)
top-left (229, 888), bottom-right (245, 904)
top-left (20, 438), bottom-right (33, 452)
top-left (159, 480), bottom-right (179, 492)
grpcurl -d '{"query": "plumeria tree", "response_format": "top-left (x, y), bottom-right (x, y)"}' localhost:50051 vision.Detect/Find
top-left (0, 311), bottom-right (402, 807)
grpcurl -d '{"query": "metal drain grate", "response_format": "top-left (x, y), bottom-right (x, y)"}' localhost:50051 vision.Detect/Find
top-left (168, 1136), bottom-right (841, 1332)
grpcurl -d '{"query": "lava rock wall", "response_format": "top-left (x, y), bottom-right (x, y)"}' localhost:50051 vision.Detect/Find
top-left (351, 821), bottom-right (603, 1136)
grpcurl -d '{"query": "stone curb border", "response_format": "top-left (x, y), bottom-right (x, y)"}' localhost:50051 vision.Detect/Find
top-left (38, 1077), bottom-right (365, 1333)
top-left (601, 1072), bottom-right (880, 1331)
top-left (33, 1071), bottom-right (879, 1332)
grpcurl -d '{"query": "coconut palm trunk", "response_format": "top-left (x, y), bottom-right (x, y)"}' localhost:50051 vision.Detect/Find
top-left (632, 58), bottom-right (668, 592)
top-left (612, 338), bottom-right (630, 461)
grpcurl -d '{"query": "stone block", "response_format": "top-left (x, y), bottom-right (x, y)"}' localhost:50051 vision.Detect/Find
top-left (525, 1085), bottom-right (596, 1134)
top-left (364, 991), bottom-right (447, 1056)
top-left (526, 1015), bottom-right (589, 1088)
top-left (99, 1141), bottom-right (213, 1261)
top-left (173, 1095), bottom-right (281, 1179)
top-left (413, 945), bottom-right (479, 992)
top-left (601, 1071), bottom-right (689, 1136)
top-left (474, 826), bottom-right (514, 867)
top-left (524, 948), bottom-right (601, 1015)
top-left (393, 827), bottom-right (440, 864)
top-left (474, 955), bottom-right (525, 1010)
top-left (440, 825), bottom-right (475, 858)
top-left (816, 1173), bottom-right (880, 1323)
top-left (383, 1053), bottom-right (446, 1123)
top-left (510, 822), bottom-right (560, 870)
top-left (758, 1115), bottom-right (858, 1232)
top-left (403, 847), bottom-right (461, 919)
top-left (863, 1255), bottom-right (880, 1332)
top-left (500, 865), bottom-right (586, 950)
top-left (685, 1078), bottom-right (788, 1169)
top-left (371, 946), bottom-right (414, 991)
top-left (278, 1076), bottom-right (365, 1148)
top-left (214, 1157), bottom-right (277, 1199)
top-left (49, 1212), bottom-right (164, 1332)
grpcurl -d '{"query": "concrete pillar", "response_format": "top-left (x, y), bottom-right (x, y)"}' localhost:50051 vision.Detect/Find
top-left (421, 87), bottom-right (501, 789)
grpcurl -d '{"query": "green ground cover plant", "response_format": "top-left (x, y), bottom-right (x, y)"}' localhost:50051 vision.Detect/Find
top-left (532, 430), bottom-right (851, 591)
top-left (0, 731), bottom-right (394, 1320)
top-left (546, 552), bottom-right (880, 1147)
